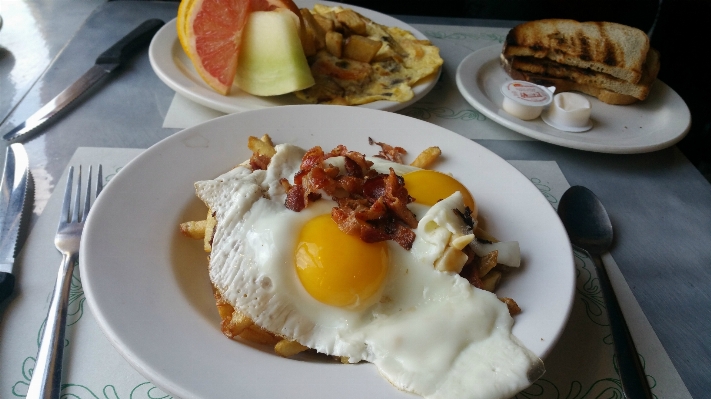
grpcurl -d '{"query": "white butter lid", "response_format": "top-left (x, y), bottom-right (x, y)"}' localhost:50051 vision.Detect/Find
top-left (500, 81), bottom-right (552, 120)
top-left (542, 92), bottom-right (593, 132)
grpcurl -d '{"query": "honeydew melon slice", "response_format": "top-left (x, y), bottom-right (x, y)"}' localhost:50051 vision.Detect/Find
top-left (235, 10), bottom-right (315, 96)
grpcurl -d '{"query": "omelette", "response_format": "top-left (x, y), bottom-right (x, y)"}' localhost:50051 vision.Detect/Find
top-left (294, 5), bottom-right (443, 105)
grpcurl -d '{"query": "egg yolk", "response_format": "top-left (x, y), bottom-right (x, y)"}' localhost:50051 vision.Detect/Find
top-left (403, 170), bottom-right (477, 216)
top-left (294, 214), bottom-right (388, 308)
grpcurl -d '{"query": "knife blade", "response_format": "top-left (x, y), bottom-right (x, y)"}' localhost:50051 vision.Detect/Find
top-left (0, 144), bottom-right (33, 303)
top-left (2, 18), bottom-right (165, 142)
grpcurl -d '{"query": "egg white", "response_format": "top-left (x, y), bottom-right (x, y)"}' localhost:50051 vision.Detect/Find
top-left (195, 144), bottom-right (543, 399)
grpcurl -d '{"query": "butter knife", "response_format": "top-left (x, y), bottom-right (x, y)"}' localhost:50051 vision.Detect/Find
top-left (2, 18), bottom-right (165, 142)
top-left (0, 144), bottom-right (33, 303)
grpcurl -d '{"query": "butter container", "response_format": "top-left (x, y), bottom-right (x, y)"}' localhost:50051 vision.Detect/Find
top-left (500, 81), bottom-right (552, 120)
top-left (541, 92), bottom-right (593, 132)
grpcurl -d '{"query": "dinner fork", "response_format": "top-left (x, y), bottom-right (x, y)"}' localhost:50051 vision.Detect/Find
top-left (26, 165), bottom-right (103, 399)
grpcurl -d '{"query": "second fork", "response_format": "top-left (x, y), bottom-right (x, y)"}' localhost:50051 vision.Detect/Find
top-left (26, 165), bottom-right (103, 399)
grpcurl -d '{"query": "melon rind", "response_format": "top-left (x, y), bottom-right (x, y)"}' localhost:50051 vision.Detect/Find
top-left (235, 10), bottom-right (315, 96)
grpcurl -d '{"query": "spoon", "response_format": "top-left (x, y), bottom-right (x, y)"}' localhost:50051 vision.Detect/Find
top-left (558, 186), bottom-right (653, 399)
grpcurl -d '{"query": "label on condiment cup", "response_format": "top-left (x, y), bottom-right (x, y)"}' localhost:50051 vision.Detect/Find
top-left (501, 81), bottom-right (553, 106)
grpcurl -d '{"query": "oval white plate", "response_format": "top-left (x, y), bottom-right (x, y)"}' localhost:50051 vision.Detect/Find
top-left (456, 44), bottom-right (691, 154)
top-left (149, 1), bottom-right (440, 114)
top-left (80, 105), bottom-right (574, 399)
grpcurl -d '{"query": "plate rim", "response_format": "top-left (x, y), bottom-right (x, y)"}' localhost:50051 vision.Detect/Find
top-left (455, 44), bottom-right (691, 154)
top-left (148, 1), bottom-right (441, 114)
top-left (80, 105), bottom-right (575, 399)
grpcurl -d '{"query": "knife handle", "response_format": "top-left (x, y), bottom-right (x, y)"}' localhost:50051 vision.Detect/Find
top-left (95, 18), bottom-right (165, 65)
top-left (0, 272), bottom-right (15, 303)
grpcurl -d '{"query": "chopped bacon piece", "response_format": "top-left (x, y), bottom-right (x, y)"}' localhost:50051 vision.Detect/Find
top-left (329, 145), bottom-right (349, 157)
top-left (335, 175), bottom-right (363, 195)
top-left (390, 222), bottom-right (416, 250)
top-left (383, 169), bottom-right (417, 228)
top-left (345, 151), bottom-right (372, 174)
top-left (293, 169), bottom-right (307, 185)
top-left (323, 166), bottom-right (341, 178)
top-left (284, 143), bottom-right (418, 249)
top-left (330, 197), bottom-right (415, 249)
top-left (369, 137), bottom-right (407, 164)
top-left (343, 155), bottom-right (363, 177)
top-left (303, 167), bottom-right (339, 196)
top-left (331, 199), bottom-right (416, 248)
top-left (301, 146), bottom-right (326, 171)
top-left (285, 185), bottom-right (306, 212)
top-left (332, 204), bottom-right (389, 242)
top-left (362, 174), bottom-right (386, 202)
top-left (249, 153), bottom-right (271, 171)
top-left (330, 145), bottom-right (373, 175)
top-left (307, 192), bottom-right (322, 203)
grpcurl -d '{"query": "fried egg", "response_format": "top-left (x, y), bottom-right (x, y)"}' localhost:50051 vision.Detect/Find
top-left (195, 144), bottom-right (543, 399)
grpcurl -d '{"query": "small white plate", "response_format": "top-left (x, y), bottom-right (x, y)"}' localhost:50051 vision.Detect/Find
top-left (456, 45), bottom-right (691, 154)
top-left (148, 1), bottom-right (440, 114)
top-left (80, 105), bottom-right (574, 399)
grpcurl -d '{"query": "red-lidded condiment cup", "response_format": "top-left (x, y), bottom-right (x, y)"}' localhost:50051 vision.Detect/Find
top-left (500, 81), bottom-right (553, 120)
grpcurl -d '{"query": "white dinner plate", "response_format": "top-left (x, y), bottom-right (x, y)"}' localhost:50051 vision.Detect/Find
top-left (456, 45), bottom-right (691, 154)
top-left (80, 105), bottom-right (574, 399)
top-left (148, 0), bottom-right (440, 114)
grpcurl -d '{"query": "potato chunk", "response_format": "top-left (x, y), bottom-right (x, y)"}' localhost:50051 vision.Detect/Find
top-left (204, 210), bottom-right (217, 252)
top-left (299, 8), bottom-right (326, 56)
top-left (325, 31), bottom-right (343, 58)
top-left (179, 220), bottom-right (207, 239)
top-left (335, 9), bottom-right (367, 35)
top-left (275, 340), bottom-right (309, 357)
top-left (313, 13), bottom-right (336, 32)
top-left (343, 35), bottom-right (383, 63)
top-left (480, 270), bottom-right (502, 292)
top-left (410, 146), bottom-right (441, 169)
top-left (500, 297), bottom-right (522, 316)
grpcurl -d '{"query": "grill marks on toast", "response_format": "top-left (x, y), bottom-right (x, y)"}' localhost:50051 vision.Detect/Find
top-left (603, 42), bottom-right (618, 67)
top-left (577, 34), bottom-right (591, 62)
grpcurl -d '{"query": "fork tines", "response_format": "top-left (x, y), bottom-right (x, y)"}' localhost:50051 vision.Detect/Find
top-left (61, 165), bottom-right (103, 224)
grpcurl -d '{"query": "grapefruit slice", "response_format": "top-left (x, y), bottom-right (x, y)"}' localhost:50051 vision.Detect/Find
top-left (177, 0), bottom-right (304, 95)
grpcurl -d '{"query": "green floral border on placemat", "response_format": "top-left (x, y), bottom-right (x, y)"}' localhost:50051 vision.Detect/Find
top-left (400, 104), bottom-right (488, 123)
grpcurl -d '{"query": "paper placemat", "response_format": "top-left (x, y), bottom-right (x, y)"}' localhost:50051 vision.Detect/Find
top-left (0, 148), bottom-right (691, 398)
top-left (162, 24), bottom-right (530, 141)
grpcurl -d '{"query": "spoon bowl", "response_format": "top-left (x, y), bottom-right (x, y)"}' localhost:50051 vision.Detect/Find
top-left (557, 185), bottom-right (613, 255)
top-left (558, 185), bottom-right (653, 399)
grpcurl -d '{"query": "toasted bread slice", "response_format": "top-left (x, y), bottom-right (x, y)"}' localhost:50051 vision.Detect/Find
top-left (503, 19), bottom-right (650, 84)
top-left (503, 48), bottom-right (660, 101)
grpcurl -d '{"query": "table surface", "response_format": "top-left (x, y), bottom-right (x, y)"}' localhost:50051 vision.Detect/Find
top-left (0, 1), bottom-right (709, 398)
